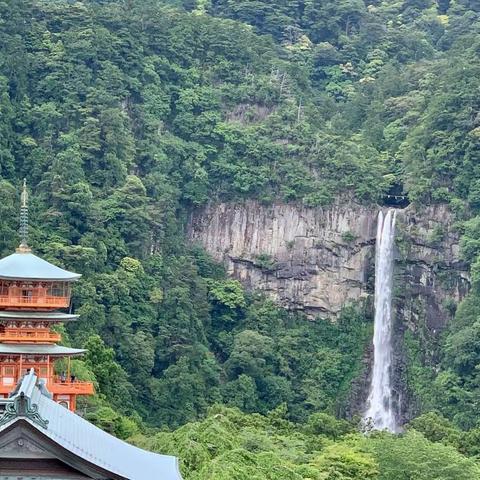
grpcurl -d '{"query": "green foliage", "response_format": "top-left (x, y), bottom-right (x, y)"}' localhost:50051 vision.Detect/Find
top-left (85, 405), bottom-right (140, 440)
top-left (216, 303), bottom-right (371, 420)
top-left (341, 231), bottom-right (357, 243)
top-left (83, 334), bottom-right (135, 411)
top-left (461, 216), bottom-right (480, 264)
top-left (313, 443), bottom-right (378, 480)
top-left (208, 279), bottom-right (246, 309)
top-left (0, 0), bottom-right (480, 467)
top-left (306, 413), bottom-right (353, 440)
top-left (406, 291), bottom-right (480, 431)
top-left (363, 431), bottom-right (480, 479)
top-left (131, 407), bottom-right (480, 480)
top-left (254, 253), bottom-right (277, 271)
top-left (132, 406), bottom-right (330, 479)
top-left (407, 412), bottom-right (462, 449)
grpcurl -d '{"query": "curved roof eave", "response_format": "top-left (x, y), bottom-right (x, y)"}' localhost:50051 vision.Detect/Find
top-left (0, 344), bottom-right (85, 356)
top-left (0, 311), bottom-right (79, 321)
top-left (0, 252), bottom-right (81, 281)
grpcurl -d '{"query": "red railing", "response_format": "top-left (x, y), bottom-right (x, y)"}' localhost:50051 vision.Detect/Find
top-left (0, 330), bottom-right (61, 343)
top-left (0, 295), bottom-right (69, 308)
top-left (0, 377), bottom-right (94, 395)
top-left (50, 377), bottom-right (94, 395)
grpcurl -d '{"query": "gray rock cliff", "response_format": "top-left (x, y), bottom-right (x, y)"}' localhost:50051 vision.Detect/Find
top-left (188, 201), bottom-right (469, 324)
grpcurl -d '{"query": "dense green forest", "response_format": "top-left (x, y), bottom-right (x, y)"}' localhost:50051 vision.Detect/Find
top-left (1, 0), bottom-right (480, 478)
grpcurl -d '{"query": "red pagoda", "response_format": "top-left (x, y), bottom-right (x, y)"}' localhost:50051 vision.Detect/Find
top-left (0, 182), bottom-right (182, 479)
top-left (0, 181), bottom-right (93, 411)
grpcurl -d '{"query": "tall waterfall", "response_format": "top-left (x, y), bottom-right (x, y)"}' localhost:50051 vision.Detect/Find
top-left (364, 209), bottom-right (398, 432)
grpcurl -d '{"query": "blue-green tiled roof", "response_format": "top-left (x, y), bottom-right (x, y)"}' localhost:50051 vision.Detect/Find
top-left (0, 252), bottom-right (80, 281)
top-left (0, 344), bottom-right (85, 356)
top-left (0, 311), bottom-right (79, 321)
top-left (0, 371), bottom-right (183, 480)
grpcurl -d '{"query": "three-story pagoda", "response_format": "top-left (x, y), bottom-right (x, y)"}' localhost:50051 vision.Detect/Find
top-left (0, 181), bottom-right (93, 410)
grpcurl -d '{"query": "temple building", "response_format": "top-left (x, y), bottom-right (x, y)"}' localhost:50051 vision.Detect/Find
top-left (0, 369), bottom-right (182, 479)
top-left (0, 182), bottom-right (183, 479)
top-left (0, 181), bottom-right (93, 411)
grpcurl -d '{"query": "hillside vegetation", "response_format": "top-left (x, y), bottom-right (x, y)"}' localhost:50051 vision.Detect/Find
top-left (1, 0), bottom-right (480, 478)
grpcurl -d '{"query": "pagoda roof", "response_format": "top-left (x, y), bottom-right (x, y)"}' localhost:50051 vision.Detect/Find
top-left (0, 344), bottom-right (85, 357)
top-left (0, 310), bottom-right (79, 321)
top-left (0, 370), bottom-right (183, 480)
top-left (0, 252), bottom-right (81, 281)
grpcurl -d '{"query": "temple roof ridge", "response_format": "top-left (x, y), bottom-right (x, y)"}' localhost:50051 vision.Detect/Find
top-left (16, 367), bottom-right (37, 398)
top-left (0, 370), bottom-right (183, 480)
top-left (0, 369), bottom-right (50, 429)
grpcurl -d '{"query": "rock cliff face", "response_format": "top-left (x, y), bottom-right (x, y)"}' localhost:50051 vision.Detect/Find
top-left (188, 201), bottom-right (469, 323)
top-left (188, 200), bottom-right (470, 422)
top-left (392, 204), bottom-right (469, 422)
top-left (396, 205), bottom-right (470, 330)
top-left (188, 201), bottom-right (377, 316)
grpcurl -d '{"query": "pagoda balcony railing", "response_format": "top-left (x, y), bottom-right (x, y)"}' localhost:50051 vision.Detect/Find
top-left (0, 295), bottom-right (70, 309)
top-left (0, 330), bottom-right (61, 343)
top-left (0, 377), bottom-right (94, 396)
top-left (49, 377), bottom-right (94, 395)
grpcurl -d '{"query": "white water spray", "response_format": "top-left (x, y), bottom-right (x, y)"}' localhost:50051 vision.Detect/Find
top-left (364, 209), bottom-right (398, 432)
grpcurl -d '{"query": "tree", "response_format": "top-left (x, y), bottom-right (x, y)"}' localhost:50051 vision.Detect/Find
top-left (103, 175), bottom-right (151, 256)
top-left (365, 431), bottom-right (480, 480)
top-left (313, 443), bottom-right (378, 480)
top-left (83, 335), bottom-right (135, 410)
top-left (0, 180), bottom-right (19, 255)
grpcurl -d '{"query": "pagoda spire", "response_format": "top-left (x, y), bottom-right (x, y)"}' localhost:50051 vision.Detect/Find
top-left (18, 179), bottom-right (31, 253)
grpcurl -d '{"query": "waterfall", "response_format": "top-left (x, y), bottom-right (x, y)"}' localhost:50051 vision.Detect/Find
top-left (364, 209), bottom-right (398, 432)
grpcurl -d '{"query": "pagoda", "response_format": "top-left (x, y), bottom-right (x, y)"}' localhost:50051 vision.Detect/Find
top-left (0, 181), bottom-right (93, 411)
top-left (0, 184), bottom-right (182, 479)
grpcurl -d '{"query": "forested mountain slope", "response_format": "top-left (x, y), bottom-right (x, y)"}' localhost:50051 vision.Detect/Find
top-left (1, 0), bottom-right (480, 478)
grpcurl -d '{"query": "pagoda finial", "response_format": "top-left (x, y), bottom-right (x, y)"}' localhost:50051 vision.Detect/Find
top-left (17, 179), bottom-right (31, 253)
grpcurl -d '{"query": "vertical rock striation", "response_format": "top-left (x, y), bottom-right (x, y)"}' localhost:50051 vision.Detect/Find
top-left (188, 201), bottom-right (377, 316)
top-left (397, 204), bottom-right (470, 331)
